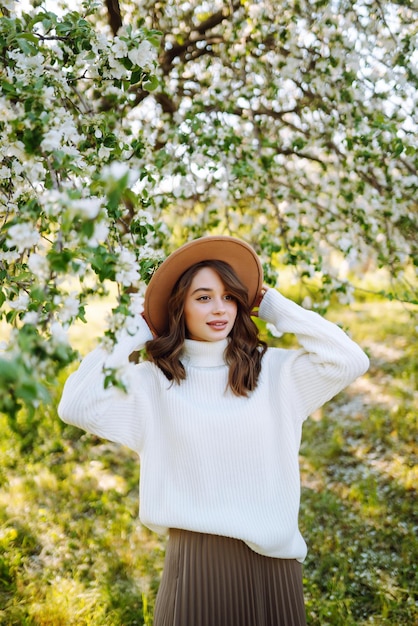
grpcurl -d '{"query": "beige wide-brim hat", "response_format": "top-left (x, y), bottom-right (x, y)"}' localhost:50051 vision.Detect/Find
top-left (144, 235), bottom-right (263, 336)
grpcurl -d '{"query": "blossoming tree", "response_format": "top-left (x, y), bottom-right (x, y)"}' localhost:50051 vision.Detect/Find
top-left (0, 0), bottom-right (416, 431)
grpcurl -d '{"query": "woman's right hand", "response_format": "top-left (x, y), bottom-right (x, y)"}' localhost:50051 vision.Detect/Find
top-left (251, 286), bottom-right (269, 317)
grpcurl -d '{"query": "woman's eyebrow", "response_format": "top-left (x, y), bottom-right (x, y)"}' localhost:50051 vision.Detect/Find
top-left (190, 287), bottom-right (214, 295)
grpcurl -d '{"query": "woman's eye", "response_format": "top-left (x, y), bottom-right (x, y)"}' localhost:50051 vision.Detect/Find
top-left (197, 295), bottom-right (210, 301)
top-left (224, 295), bottom-right (234, 301)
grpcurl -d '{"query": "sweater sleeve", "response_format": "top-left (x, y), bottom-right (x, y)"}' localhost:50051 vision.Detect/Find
top-left (58, 314), bottom-right (153, 451)
top-left (258, 289), bottom-right (369, 420)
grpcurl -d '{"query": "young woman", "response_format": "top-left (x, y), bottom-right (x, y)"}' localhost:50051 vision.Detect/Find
top-left (58, 235), bottom-right (369, 626)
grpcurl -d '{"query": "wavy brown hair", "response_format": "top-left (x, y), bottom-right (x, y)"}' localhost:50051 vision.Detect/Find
top-left (145, 260), bottom-right (267, 397)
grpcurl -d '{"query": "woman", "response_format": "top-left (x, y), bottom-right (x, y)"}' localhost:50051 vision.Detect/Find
top-left (58, 235), bottom-right (369, 626)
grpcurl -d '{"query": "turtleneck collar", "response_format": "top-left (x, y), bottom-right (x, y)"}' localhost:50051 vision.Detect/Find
top-left (181, 338), bottom-right (228, 367)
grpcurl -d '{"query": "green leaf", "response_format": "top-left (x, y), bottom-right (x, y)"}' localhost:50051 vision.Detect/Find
top-left (16, 32), bottom-right (39, 44)
top-left (15, 379), bottom-right (40, 403)
top-left (130, 68), bottom-right (144, 85)
top-left (143, 74), bottom-right (159, 91)
top-left (15, 36), bottom-right (38, 55)
top-left (0, 358), bottom-right (19, 382)
top-left (55, 20), bottom-right (73, 36)
top-left (81, 220), bottom-right (95, 238)
top-left (47, 249), bottom-right (74, 272)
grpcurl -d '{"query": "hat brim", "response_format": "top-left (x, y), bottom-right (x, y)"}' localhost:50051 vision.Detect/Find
top-left (144, 236), bottom-right (263, 336)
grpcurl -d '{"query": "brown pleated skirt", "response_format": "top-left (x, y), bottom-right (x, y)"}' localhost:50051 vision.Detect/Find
top-left (153, 529), bottom-right (307, 626)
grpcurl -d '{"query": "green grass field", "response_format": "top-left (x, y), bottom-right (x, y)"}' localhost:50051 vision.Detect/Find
top-left (0, 298), bottom-right (416, 625)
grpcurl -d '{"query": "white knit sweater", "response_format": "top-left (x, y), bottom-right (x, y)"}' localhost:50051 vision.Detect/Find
top-left (58, 289), bottom-right (369, 561)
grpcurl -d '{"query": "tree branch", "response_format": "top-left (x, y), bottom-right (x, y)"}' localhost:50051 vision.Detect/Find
top-left (159, 1), bottom-right (240, 72)
top-left (105, 0), bottom-right (122, 36)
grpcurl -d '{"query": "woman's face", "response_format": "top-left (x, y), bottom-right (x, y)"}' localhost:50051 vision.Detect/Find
top-left (183, 267), bottom-right (238, 342)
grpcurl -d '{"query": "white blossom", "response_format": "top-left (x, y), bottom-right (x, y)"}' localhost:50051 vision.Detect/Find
top-left (127, 40), bottom-right (155, 69)
top-left (27, 253), bottom-right (50, 281)
top-left (129, 292), bottom-right (145, 315)
top-left (136, 209), bottom-right (154, 225)
top-left (43, 86), bottom-right (54, 100)
top-left (0, 96), bottom-right (17, 121)
top-left (1, 0), bottom-right (14, 12)
top-left (55, 294), bottom-right (80, 324)
top-left (7, 291), bottom-right (30, 311)
top-left (50, 321), bottom-right (70, 345)
top-left (339, 237), bottom-right (353, 252)
top-left (115, 247), bottom-right (140, 287)
top-left (101, 162), bottom-right (139, 187)
top-left (41, 128), bottom-right (63, 151)
top-left (0, 165), bottom-right (11, 179)
top-left (101, 161), bottom-right (130, 180)
top-left (87, 221), bottom-right (110, 247)
top-left (43, 189), bottom-right (65, 217)
top-left (24, 160), bottom-right (46, 184)
top-left (0, 250), bottom-right (20, 263)
top-left (98, 145), bottom-right (112, 160)
top-left (137, 242), bottom-right (163, 261)
top-left (73, 197), bottom-right (102, 219)
top-left (106, 55), bottom-right (129, 80)
top-left (22, 311), bottom-right (39, 325)
top-left (7, 50), bottom-right (45, 78)
top-left (91, 32), bottom-right (109, 56)
top-left (11, 159), bottom-right (24, 176)
top-left (6, 223), bottom-right (40, 252)
top-left (111, 37), bottom-right (129, 58)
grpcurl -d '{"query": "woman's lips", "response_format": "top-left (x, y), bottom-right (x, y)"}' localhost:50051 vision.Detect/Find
top-left (207, 321), bottom-right (228, 328)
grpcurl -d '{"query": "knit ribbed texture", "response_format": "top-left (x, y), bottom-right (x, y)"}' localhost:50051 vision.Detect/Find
top-left (58, 289), bottom-right (369, 561)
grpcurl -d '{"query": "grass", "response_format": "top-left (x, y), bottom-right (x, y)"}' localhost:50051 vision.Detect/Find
top-left (0, 298), bottom-right (416, 625)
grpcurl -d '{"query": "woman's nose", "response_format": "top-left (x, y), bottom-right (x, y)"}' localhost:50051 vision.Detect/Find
top-left (212, 298), bottom-right (226, 313)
